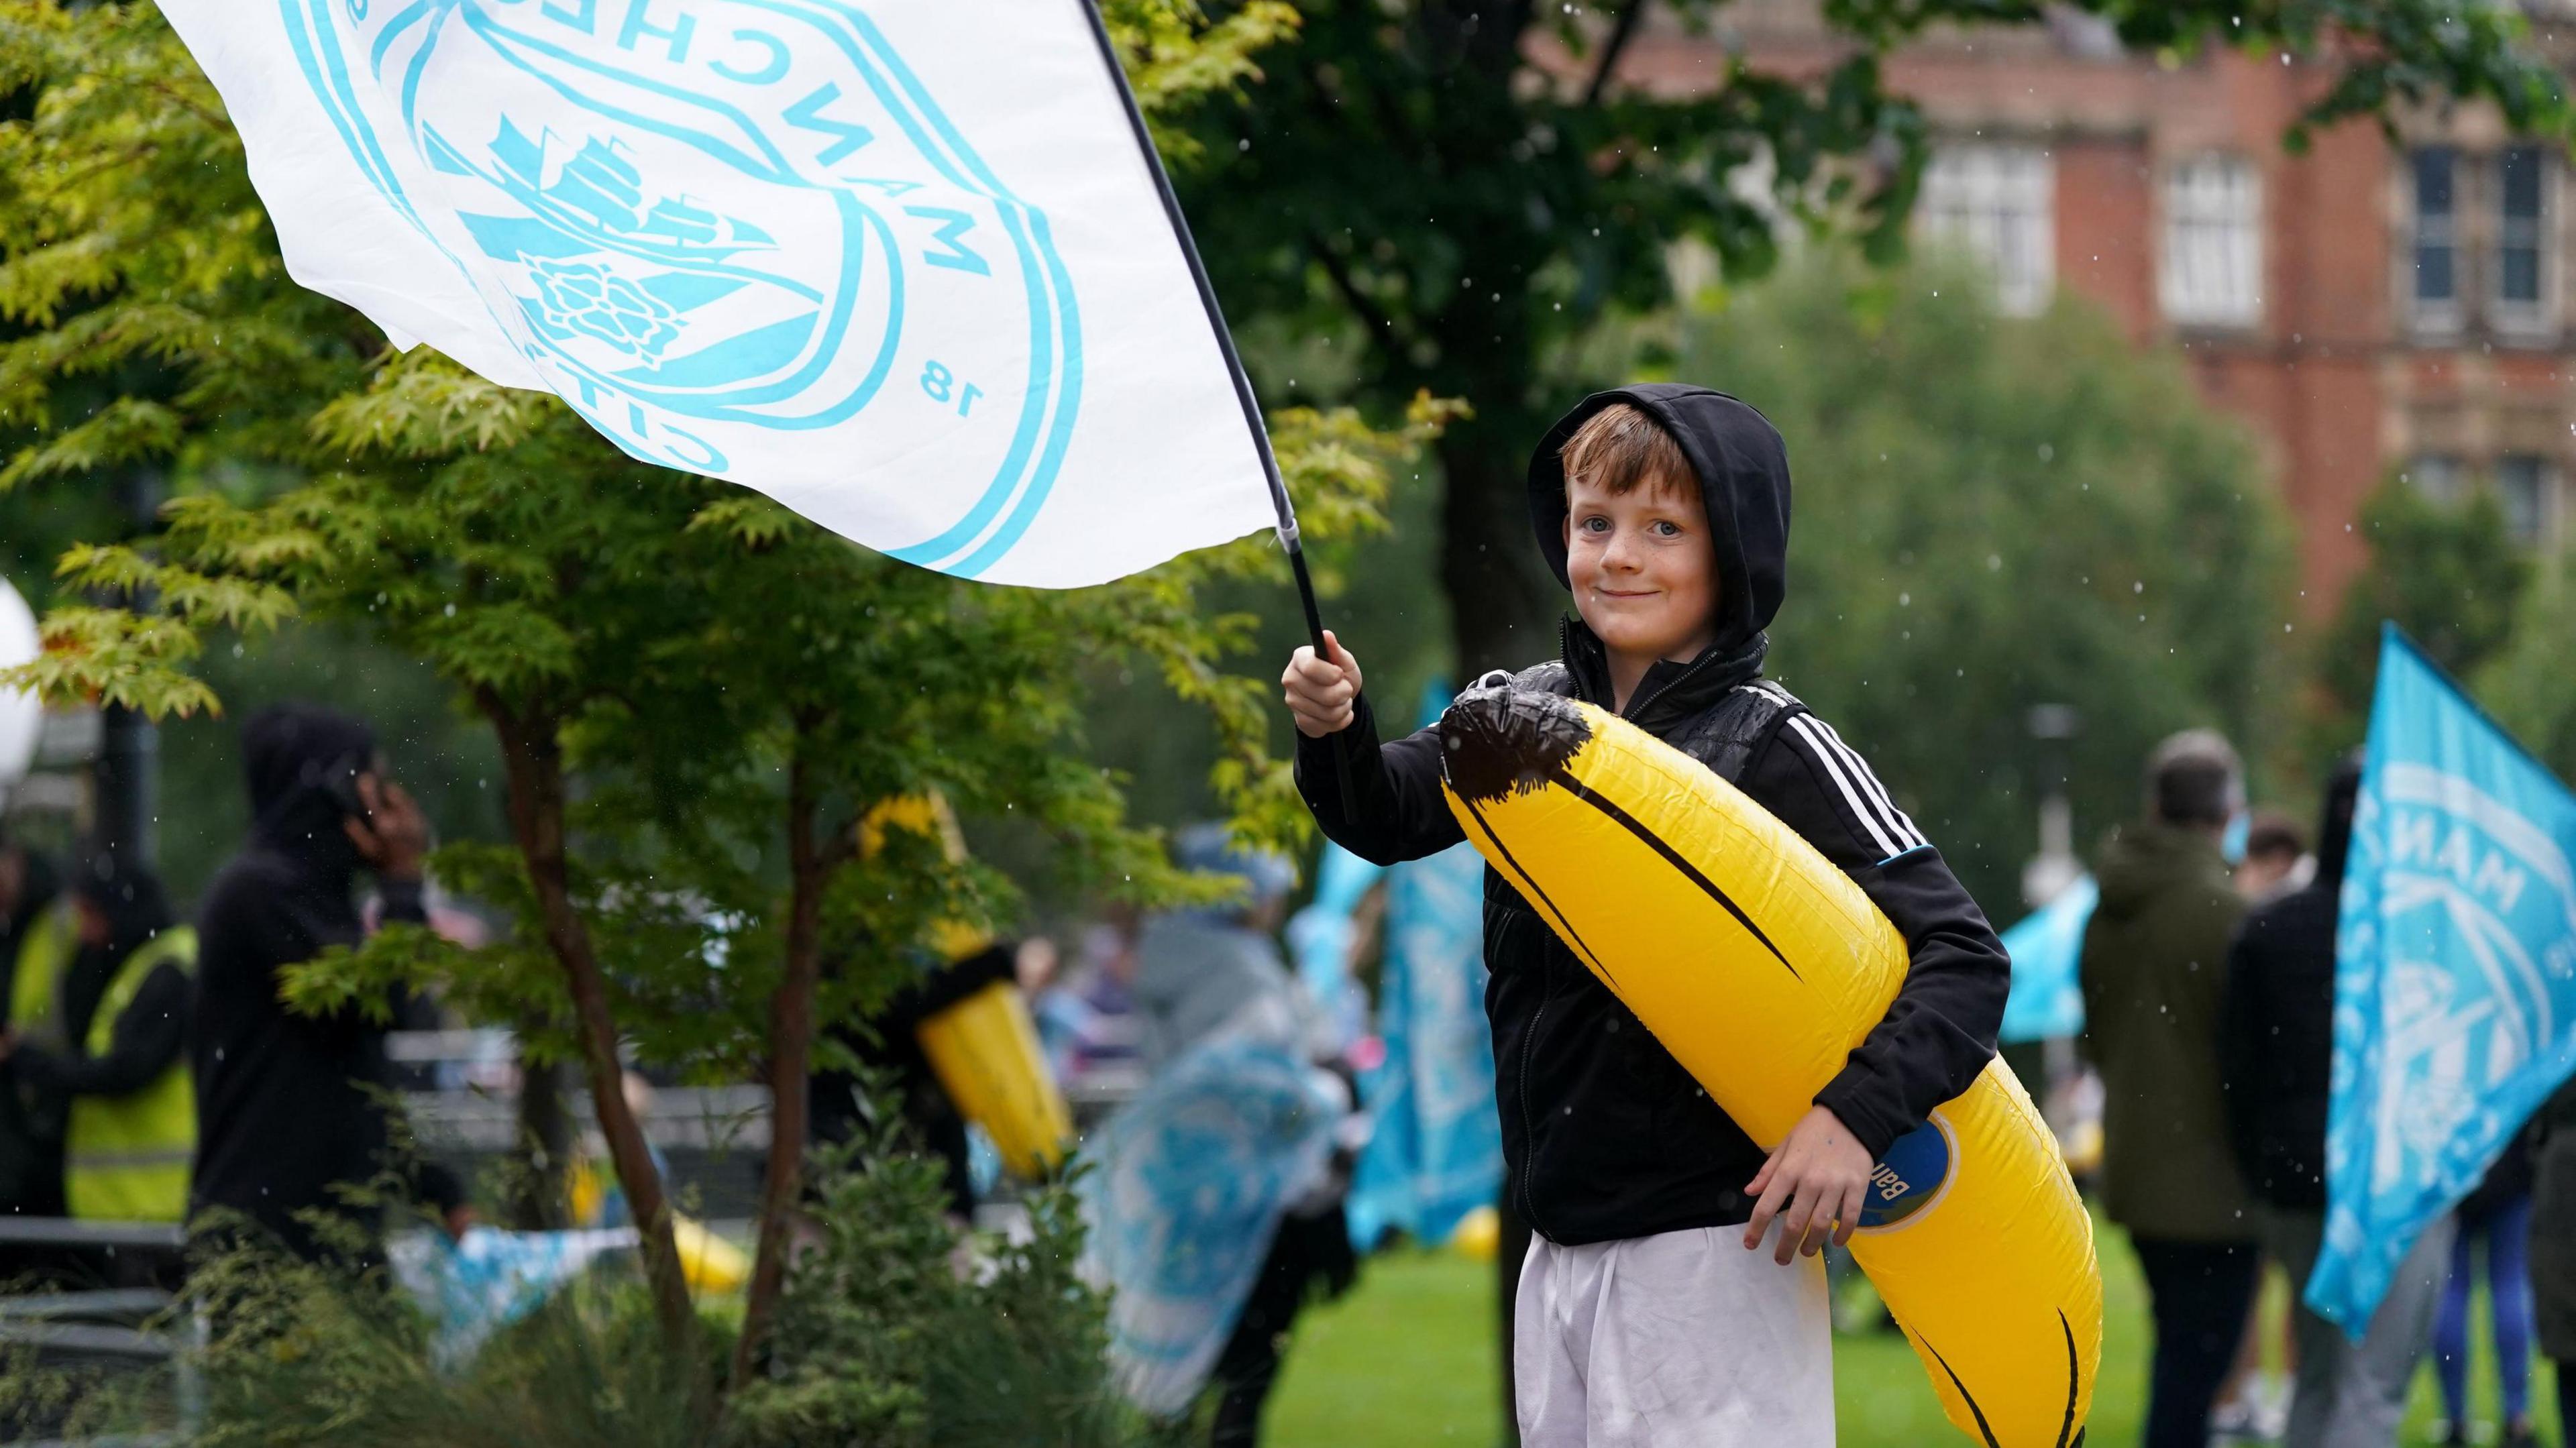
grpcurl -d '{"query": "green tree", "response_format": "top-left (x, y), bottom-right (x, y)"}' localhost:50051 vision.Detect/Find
top-left (2317, 476), bottom-right (2530, 750)
top-left (0, 0), bottom-right (1438, 1391)
top-left (2479, 549), bottom-right (2576, 786)
top-left (1178, 0), bottom-right (2572, 674)
top-left (1656, 256), bottom-right (2292, 909)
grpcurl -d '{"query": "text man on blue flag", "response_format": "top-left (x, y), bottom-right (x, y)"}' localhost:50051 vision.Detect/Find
top-left (2313, 626), bottom-right (2576, 1338)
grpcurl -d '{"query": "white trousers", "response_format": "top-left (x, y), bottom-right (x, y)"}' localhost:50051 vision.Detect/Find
top-left (1515, 1227), bottom-right (1835, 1448)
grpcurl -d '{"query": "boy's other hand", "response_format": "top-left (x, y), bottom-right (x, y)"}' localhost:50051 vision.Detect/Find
top-left (1741, 1105), bottom-right (1872, 1266)
top-left (1281, 630), bottom-right (1364, 738)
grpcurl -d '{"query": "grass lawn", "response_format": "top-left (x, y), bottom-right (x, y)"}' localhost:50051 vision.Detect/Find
top-left (1265, 1219), bottom-right (2565, 1447)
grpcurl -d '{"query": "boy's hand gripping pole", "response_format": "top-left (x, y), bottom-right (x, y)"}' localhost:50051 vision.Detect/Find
top-left (1082, 0), bottom-right (1360, 822)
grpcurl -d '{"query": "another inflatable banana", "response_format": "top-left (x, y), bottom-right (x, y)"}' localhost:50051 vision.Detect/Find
top-left (865, 795), bottom-right (1075, 1179)
top-left (1437, 683), bottom-right (2100, 1448)
top-left (916, 979), bottom-right (1073, 1179)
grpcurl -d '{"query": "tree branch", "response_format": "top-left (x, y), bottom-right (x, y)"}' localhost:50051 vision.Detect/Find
top-left (1584, 1), bottom-right (1650, 108)
top-left (484, 693), bottom-right (698, 1357)
top-left (1305, 229), bottom-right (1415, 359)
top-left (731, 742), bottom-right (839, 1391)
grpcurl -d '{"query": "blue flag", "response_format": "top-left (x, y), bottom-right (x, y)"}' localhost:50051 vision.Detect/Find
top-left (1348, 838), bottom-right (1503, 1248)
top-left (1998, 875), bottom-right (2096, 1045)
top-left (2310, 626), bottom-right (2576, 1333)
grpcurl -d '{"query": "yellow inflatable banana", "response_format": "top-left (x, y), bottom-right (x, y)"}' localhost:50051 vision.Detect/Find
top-left (916, 979), bottom-right (1073, 1179)
top-left (1438, 685), bottom-right (2100, 1448)
top-left (864, 795), bottom-right (1074, 1179)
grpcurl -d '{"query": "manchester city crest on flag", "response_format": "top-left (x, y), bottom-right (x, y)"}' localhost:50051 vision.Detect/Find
top-left (2310, 625), bottom-right (2576, 1335)
top-left (163, 0), bottom-right (1275, 586)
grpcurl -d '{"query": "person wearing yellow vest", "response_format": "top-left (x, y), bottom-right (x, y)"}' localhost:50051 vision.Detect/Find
top-left (0, 832), bottom-right (75, 1240)
top-left (2, 851), bottom-right (197, 1225)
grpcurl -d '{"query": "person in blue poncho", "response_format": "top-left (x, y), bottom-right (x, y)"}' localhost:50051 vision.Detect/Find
top-left (1123, 825), bottom-right (1360, 1447)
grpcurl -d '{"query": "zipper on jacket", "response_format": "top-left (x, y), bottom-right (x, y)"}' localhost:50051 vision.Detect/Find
top-left (1562, 614), bottom-right (1736, 726)
top-left (1623, 645), bottom-right (1730, 725)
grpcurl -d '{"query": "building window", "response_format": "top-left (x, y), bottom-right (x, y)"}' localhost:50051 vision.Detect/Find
top-left (2161, 156), bottom-right (2263, 326)
top-left (2496, 455), bottom-right (2554, 545)
top-left (2493, 146), bottom-right (2552, 331)
top-left (2406, 454), bottom-right (2467, 505)
top-left (1920, 144), bottom-right (2055, 317)
top-left (2410, 148), bottom-right (2461, 330)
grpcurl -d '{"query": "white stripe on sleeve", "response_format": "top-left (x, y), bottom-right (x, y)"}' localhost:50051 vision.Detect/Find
top-left (1784, 714), bottom-right (1904, 858)
top-left (1814, 717), bottom-right (1928, 850)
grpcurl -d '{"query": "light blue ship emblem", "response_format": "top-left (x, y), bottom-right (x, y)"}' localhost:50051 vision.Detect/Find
top-left (281, 0), bottom-right (1083, 577)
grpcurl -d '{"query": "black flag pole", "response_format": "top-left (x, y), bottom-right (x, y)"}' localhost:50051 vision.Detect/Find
top-left (1079, 0), bottom-right (1361, 815)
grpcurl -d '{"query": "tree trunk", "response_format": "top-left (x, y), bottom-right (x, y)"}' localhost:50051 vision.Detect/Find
top-left (1438, 421), bottom-right (1564, 675)
top-left (507, 1046), bottom-right (570, 1231)
top-left (728, 750), bottom-right (837, 1390)
top-left (484, 698), bottom-right (697, 1350)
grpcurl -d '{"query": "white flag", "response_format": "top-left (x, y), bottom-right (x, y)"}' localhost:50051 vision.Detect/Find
top-left (160, 0), bottom-right (1278, 587)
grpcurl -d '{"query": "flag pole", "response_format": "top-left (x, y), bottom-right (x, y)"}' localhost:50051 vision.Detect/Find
top-left (1079, 0), bottom-right (1362, 821)
top-left (1077, 0), bottom-right (1331, 651)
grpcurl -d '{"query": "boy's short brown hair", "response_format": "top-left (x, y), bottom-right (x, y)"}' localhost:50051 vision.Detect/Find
top-left (1559, 402), bottom-right (1693, 498)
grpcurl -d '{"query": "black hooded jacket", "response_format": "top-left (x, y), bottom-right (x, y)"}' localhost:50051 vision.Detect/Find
top-left (2218, 757), bottom-right (2363, 1211)
top-left (189, 705), bottom-right (424, 1259)
top-left (1296, 384), bottom-right (2010, 1245)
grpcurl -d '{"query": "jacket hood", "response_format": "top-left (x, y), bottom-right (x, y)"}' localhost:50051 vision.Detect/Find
top-left (5, 845), bottom-right (58, 936)
top-left (241, 703), bottom-right (378, 866)
top-left (1527, 384), bottom-right (1792, 655)
top-left (2092, 821), bottom-right (2228, 918)
top-left (68, 848), bottom-right (174, 966)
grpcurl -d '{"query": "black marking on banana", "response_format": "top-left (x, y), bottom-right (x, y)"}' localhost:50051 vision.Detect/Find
top-left (1439, 683), bottom-right (1594, 803)
top-left (1540, 765), bottom-right (1798, 980)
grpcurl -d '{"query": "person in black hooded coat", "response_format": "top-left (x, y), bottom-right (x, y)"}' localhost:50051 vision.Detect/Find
top-left (1283, 386), bottom-right (2008, 1445)
top-left (189, 704), bottom-right (429, 1264)
top-left (2219, 757), bottom-right (2457, 1448)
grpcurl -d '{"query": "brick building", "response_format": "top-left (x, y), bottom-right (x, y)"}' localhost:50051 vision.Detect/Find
top-left (1605, 3), bottom-right (2576, 613)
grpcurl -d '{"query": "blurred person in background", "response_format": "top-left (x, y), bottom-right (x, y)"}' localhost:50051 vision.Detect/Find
top-left (2, 850), bottom-right (196, 1241)
top-left (190, 704), bottom-right (430, 1267)
top-left (2431, 1128), bottom-right (2539, 1448)
top-left (2080, 729), bottom-right (2259, 1448)
top-left (2530, 1074), bottom-right (2576, 1446)
top-left (812, 940), bottom-right (1024, 1223)
top-left (2235, 810), bottom-right (2308, 903)
top-left (1034, 911), bottom-right (1145, 1090)
top-left (1132, 824), bottom-right (1360, 1448)
top-left (2220, 757), bottom-right (2454, 1447)
top-left (2209, 805), bottom-right (2312, 1436)
top-left (0, 826), bottom-right (73, 1259)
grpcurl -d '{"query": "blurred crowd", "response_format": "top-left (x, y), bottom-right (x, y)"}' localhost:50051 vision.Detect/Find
top-left (2078, 730), bottom-right (2575, 1448)
top-left (5, 698), bottom-right (2573, 1448)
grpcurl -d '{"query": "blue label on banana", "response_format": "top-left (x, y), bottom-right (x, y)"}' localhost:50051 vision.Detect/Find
top-left (1437, 680), bottom-right (2101, 1448)
top-left (1861, 1115), bottom-right (1957, 1230)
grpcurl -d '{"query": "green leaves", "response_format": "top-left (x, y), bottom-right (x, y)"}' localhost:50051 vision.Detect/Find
top-left (1100, 0), bottom-right (1302, 164)
top-left (308, 350), bottom-right (554, 459)
top-left (1666, 254), bottom-right (2294, 908)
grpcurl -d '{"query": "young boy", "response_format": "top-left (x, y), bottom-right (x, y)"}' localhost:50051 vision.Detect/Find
top-left (1281, 386), bottom-right (2010, 1446)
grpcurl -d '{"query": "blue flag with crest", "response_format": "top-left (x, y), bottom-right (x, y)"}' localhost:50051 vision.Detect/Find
top-left (2310, 626), bottom-right (2576, 1333)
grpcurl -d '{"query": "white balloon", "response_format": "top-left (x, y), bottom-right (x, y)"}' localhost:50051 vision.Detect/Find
top-left (0, 579), bottom-right (42, 788)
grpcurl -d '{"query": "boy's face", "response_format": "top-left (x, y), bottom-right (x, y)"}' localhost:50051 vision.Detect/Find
top-left (1564, 466), bottom-right (1721, 667)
